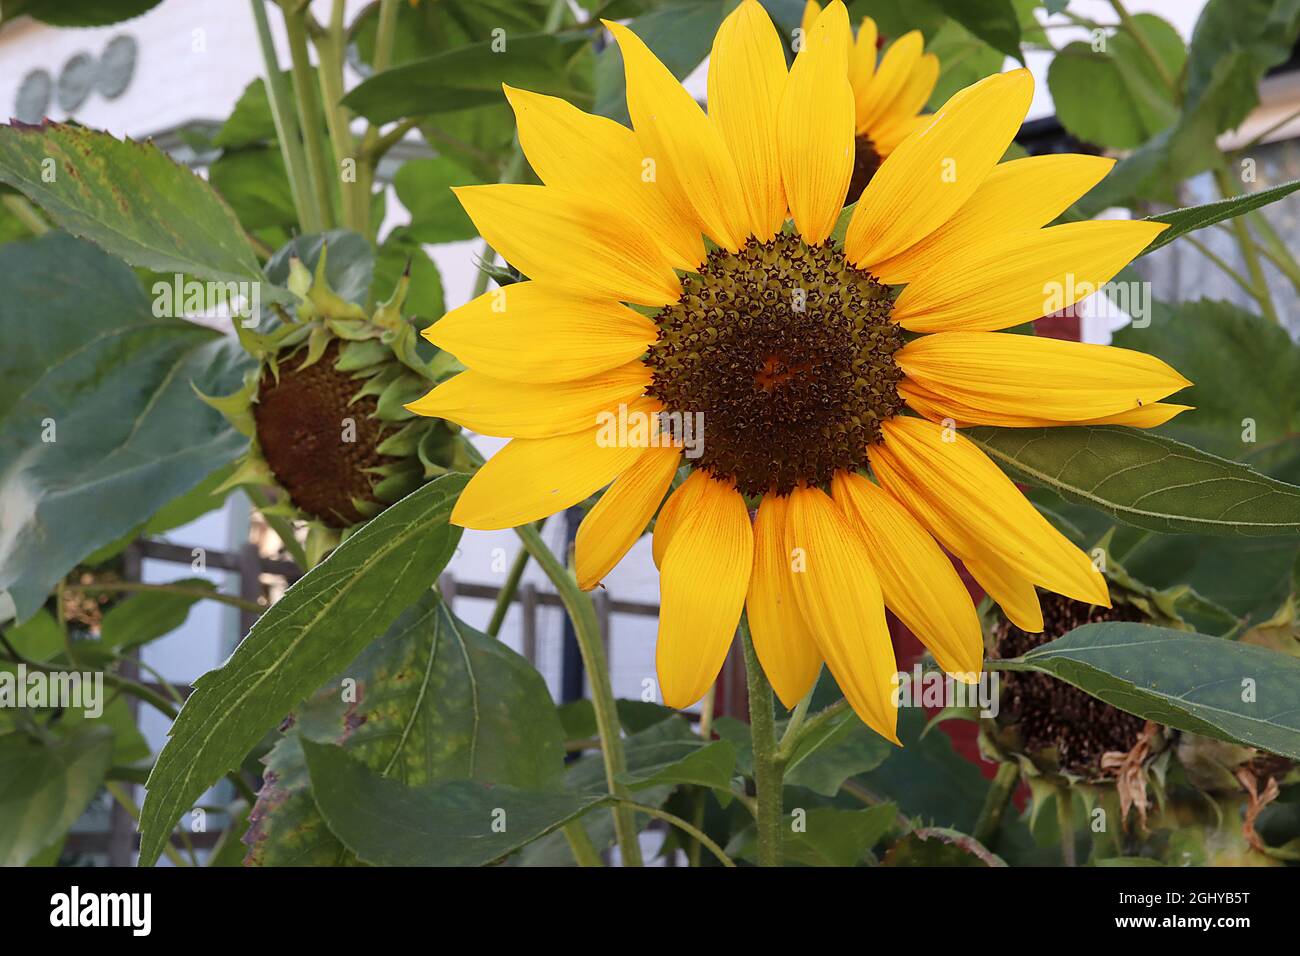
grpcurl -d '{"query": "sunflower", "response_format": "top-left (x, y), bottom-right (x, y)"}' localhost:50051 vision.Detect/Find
top-left (802, 0), bottom-right (941, 203)
top-left (408, 0), bottom-right (1191, 743)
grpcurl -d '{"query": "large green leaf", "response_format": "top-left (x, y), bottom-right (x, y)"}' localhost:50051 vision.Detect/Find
top-left (302, 740), bottom-right (605, 866)
top-left (1048, 15), bottom-right (1184, 150)
top-left (966, 425), bottom-right (1300, 537)
top-left (930, 0), bottom-right (1023, 64)
top-left (342, 33), bottom-right (592, 124)
top-left (246, 593), bottom-right (566, 866)
top-left (989, 622), bottom-right (1300, 759)
top-left (0, 0), bottom-right (162, 25)
top-left (0, 727), bottom-right (114, 866)
top-left (0, 234), bottom-right (250, 624)
top-left (0, 124), bottom-right (274, 293)
top-left (392, 157), bottom-right (483, 244)
top-left (783, 709), bottom-right (892, 797)
top-left (138, 474), bottom-right (467, 867)
top-left (1140, 180), bottom-right (1300, 257)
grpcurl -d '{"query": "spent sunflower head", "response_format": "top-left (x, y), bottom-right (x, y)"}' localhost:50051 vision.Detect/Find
top-left (409, 0), bottom-right (1192, 743)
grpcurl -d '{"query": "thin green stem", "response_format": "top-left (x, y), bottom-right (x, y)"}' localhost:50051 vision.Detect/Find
top-left (777, 697), bottom-right (847, 762)
top-left (611, 799), bottom-right (735, 867)
top-left (1182, 234), bottom-right (1259, 300)
top-left (249, 0), bottom-right (319, 232)
top-left (1108, 0), bottom-right (1176, 96)
top-left (687, 684), bottom-right (717, 867)
top-left (513, 521), bottom-right (644, 866)
top-left (973, 762), bottom-right (1019, 847)
top-left (778, 686), bottom-right (815, 751)
top-left (486, 518), bottom-right (546, 637)
top-left (64, 581), bottom-right (264, 615)
top-left (1213, 166), bottom-right (1280, 324)
top-left (2, 194), bottom-right (50, 234)
top-left (280, 1), bottom-right (336, 229)
top-left (561, 821), bottom-right (605, 867)
top-left (742, 619), bottom-right (783, 867)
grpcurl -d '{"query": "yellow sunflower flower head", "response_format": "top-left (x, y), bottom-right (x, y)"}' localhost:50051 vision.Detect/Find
top-left (409, 0), bottom-right (1191, 745)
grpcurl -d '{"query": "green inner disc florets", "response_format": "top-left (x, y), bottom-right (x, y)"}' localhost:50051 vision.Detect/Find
top-left (645, 233), bottom-right (904, 497)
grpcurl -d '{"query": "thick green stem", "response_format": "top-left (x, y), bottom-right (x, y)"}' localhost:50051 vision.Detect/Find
top-left (1056, 785), bottom-right (1078, 867)
top-left (280, 2), bottom-right (336, 229)
top-left (513, 522), bottom-right (643, 866)
top-left (249, 0), bottom-right (318, 232)
top-left (354, 0), bottom-right (401, 238)
top-left (561, 821), bottom-right (604, 867)
top-left (742, 620), bottom-right (783, 867)
top-left (315, 3), bottom-right (359, 231)
top-left (973, 762), bottom-right (1019, 847)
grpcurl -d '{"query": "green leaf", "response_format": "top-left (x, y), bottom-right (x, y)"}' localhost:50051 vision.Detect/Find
top-left (392, 157), bottom-right (482, 244)
top-left (990, 622), bottom-right (1300, 760)
top-left (0, 726), bottom-right (114, 866)
top-left (246, 593), bottom-right (567, 866)
top-left (0, 234), bottom-right (251, 624)
top-left (209, 148), bottom-right (297, 232)
top-left (783, 709), bottom-right (892, 797)
top-left (615, 735), bottom-right (737, 793)
top-left (137, 474), bottom-right (467, 867)
top-left (926, 19), bottom-right (1007, 107)
top-left (735, 805), bottom-right (897, 867)
top-left (0, 123), bottom-right (274, 294)
top-left (342, 33), bottom-right (592, 125)
top-left (1140, 179), bottom-right (1300, 256)
top-left (966, 425), bottom-right (1300, 537)
top-left (98, 579), bottom-right (215, 651)
top-left (1048, 16), bottom-right (1184, 150)
top-left (930, 0), bottom-right (1023, 65)
top-left (0, 0), bottom-right (161, 25)
top-left (302, 740), bottom-right (605, 866)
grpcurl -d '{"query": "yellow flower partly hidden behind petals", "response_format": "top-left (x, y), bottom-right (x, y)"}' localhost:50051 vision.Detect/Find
top-left (804, 0), bottom-right (943, 203)
top-left (408, 0), bottom-right (1191, 744)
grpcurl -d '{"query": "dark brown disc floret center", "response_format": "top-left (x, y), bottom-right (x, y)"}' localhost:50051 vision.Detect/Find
top-left (645, 234), bottom-right (904, 497)
top-left (845, 134), bottom-right (882, 206)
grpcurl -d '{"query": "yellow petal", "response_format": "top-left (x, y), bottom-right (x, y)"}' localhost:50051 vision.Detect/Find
top-left (405, 363), bottom-right (650, 439)
top-left (965, 553), bottom-right (1044, 633)
top-left (452, 397), bottom-right (661, 530)
top-left (453, 184), bottom-right (680, 307)
top-left (845, 69), bottom-right (1034, 269)
top-left (848, 17), bottom-right (878, 99)
top-left (422, 281), bottom-right (658, 384)
top-left (708, 0), bottom-right (789, 241)
top-left (778, 0), bottom-right (855, 244)
top-left (576, 444), bottom-right (681, 590)
top-left (605, 20), bottom-right (751, 251)
top-left (871, 154), bottom-right (1116, 284)
top-left (785, 485), bottom-right (899, 743)
top-left (658, 475), bottom-right (753, 708)
top-left (855, 30), bottom-right (922, 132)
top-left (896, 332), bottom-right (1191, 424)
top-left (800, 0), bottom-right (821, 37)
top-left (874, 51), bottom-right (938, 132)
top-left (832, 471), bottom-right (983, 677)
top-left (870, 417), bottom-right (1110, 608)
top-left (652, 470), bottom-right (693, 569)
top-left (746, 494), bottom-right (824, 707)
top-left (869, 113), bottom-right (931, 155)
top-left (892, 219), bottom-right (1168, 332)
top-left (899, 379), bottom-right (1192, 429)
top-left (504, 85), bottom-right (705, 271)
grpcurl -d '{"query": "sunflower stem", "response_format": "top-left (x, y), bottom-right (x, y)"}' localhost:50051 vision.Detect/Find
top-left (973, 761), bottom-right (1020, 847)
top-left (742, 618), bottom-right (784, 867)
top-left (512, 521), bottom-right (644, 866)
top-left (486, 517), bottom-right (546, 637)
top-left (1212, 166), bottom-right (1279, 324)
